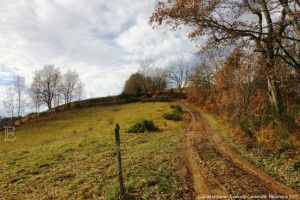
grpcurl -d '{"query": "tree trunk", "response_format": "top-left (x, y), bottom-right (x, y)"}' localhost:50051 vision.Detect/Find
top-left (35, 103), bottom-right (38, 116)
top-left (257, 0), bottom-right (285, 116)
top-left (179, 87), bottom-right (183, 99)
top-left (262, 41), bottom-right (285, 115)
top-left (267, 76), bottom-right (285, 115)
top-left (47, 100), bottom-right (52, 111)
top-left (65, 96), bottom-right (67, 109)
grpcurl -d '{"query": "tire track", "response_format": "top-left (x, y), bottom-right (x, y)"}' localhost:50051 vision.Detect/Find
top-left (180, 102), bottom-right (299, 199)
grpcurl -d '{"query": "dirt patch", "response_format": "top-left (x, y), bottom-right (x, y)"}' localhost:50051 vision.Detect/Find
top-left (177, 121), bottom-right (195, 199)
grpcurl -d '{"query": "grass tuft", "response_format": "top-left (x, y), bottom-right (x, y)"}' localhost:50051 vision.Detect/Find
top-left (163, 112), bottom-right (182, 121)
top-left (170, 105), bottom-right (182, 113)
top-left (163, 104), bottom-right (183, 121)
top-left (127, 119), bottom-right (158, 133)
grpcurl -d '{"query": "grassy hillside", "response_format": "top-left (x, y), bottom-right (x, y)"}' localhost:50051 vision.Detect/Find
top-left (0, 102), bottom-right (188, 199)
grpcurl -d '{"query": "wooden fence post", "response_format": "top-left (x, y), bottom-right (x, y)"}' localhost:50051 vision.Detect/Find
top-left (114, 124), bottom-right (125, 199)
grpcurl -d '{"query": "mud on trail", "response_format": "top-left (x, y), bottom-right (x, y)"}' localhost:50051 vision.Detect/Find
top-left (178, 103), bottom-right (299, 200)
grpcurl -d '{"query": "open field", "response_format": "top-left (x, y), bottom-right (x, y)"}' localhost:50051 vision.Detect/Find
top-left (0, 102), bottom-right (188, 199)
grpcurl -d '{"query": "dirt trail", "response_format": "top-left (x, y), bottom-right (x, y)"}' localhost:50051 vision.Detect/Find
top-left (179, 103), bottom-right (299, 199)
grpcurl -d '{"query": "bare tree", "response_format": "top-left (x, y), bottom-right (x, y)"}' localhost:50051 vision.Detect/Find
top-left (2, 86), bottom-right (15, 125)
top-left (61, 70), bottom-right (82, 109)
top-left (75, 81), bottom-right (84, 101)
top-left (139, 58), bottom-right (155, 75)
top-left (138, 58), bottom-right (167, 92)
top-left (13, 75), bottom-right (26, 120)
top-left (53, 83), bottom-right (63, 108)
top-left (30, 65), bottom-right (61, 111)
top-left (151, 68), bottom-right (167, 91)
top-left (29, 80), bottom-right (43, 115)
top-left (166, 59), bottom-right (190, 95)
top-left (190, 62), bottom-right (215, 90)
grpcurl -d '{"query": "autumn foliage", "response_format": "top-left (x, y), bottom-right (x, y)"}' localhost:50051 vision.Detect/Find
top-left (188, 47), bottom-right (300, 152)
top-left (123, 72), bottom-right (167, 96)
top-left (151, 0), bottom-right (300, 152)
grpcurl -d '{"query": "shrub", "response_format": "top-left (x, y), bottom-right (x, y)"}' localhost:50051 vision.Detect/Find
top-left (127, 119), bottom-right (158, 133)
top-left (119, 92), bottom-right (131, 100)
top-left (164, 104), bottom-right (183, 121)
top-left (141, 98), bottom-right (153, 103)
top-left (293, 160), bottom-right (300, 171)
top-left (278, 140), bottom-right (294, 154)
top-left (170, 105), bottom-right (182, 113)
top-left (256, 125), bottom-right (279, 152)
top-left (163, 112), bottom-right (182, 121)
top-left (157, 96), bottom-right (172, 102)
top-left (239, 118), bottom-right (254, 138)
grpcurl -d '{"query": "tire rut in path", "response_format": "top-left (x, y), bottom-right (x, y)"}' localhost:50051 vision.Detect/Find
top-left (180, 103), bottom-right (299, 199)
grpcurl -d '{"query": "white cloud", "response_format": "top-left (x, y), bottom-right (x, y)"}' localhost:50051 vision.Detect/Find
top-left (0, 0), bottom-right (195, 109)
top-left (116, 17), bottom-right (194, 65)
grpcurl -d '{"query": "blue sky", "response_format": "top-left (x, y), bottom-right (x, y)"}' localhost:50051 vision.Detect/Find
top-left (0, 66), bottom-right (15, 86)
top-left (0, 0), bottom-right (195, 100)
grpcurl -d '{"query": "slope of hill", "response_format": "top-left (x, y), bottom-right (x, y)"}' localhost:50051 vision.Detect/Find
top-left (0, 102), bottom-right (188, 199)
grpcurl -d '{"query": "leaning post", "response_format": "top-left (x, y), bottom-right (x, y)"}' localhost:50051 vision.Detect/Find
top-left (114, 124), bottom-right (125, 199)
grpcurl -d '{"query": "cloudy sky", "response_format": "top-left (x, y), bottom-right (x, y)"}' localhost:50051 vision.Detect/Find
top-left (0, 0), bottom-right (195, 102)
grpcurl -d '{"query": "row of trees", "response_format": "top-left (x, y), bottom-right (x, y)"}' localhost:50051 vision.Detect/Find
top-left (1, 65), bottom-right (84, 120)
top-left (1, 76), bottom-right (26, 121)
top-left (123, 58), bottom-right (190, 96)
top-left (30, 65), bottom-right (84, 112)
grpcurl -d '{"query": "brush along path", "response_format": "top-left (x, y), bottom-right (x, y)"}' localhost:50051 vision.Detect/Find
top-left (180, 103), bottom-right (299, 199)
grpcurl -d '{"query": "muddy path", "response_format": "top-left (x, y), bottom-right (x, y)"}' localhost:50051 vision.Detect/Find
top-left (179, 103), bottom-right (299, 199)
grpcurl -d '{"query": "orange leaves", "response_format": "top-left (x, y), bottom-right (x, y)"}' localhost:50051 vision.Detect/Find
top-left (248, 89), bottom-right (269, 115)
top-left (256, 124), bottom-right (279, 152)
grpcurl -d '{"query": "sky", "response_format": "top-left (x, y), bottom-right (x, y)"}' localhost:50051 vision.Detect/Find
top-left (0, 0), bottom-right (195, 107)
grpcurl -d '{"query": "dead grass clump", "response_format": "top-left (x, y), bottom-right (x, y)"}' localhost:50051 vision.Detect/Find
top-left (256, 125), bottom-right (279, 152)
top-left (290, 132), bottom-right (300, 148)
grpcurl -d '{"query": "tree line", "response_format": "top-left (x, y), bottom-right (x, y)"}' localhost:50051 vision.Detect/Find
top-left (1, 65), bottom-right (84, 120)
top-left (123, 58), bottom-right (190, 96)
